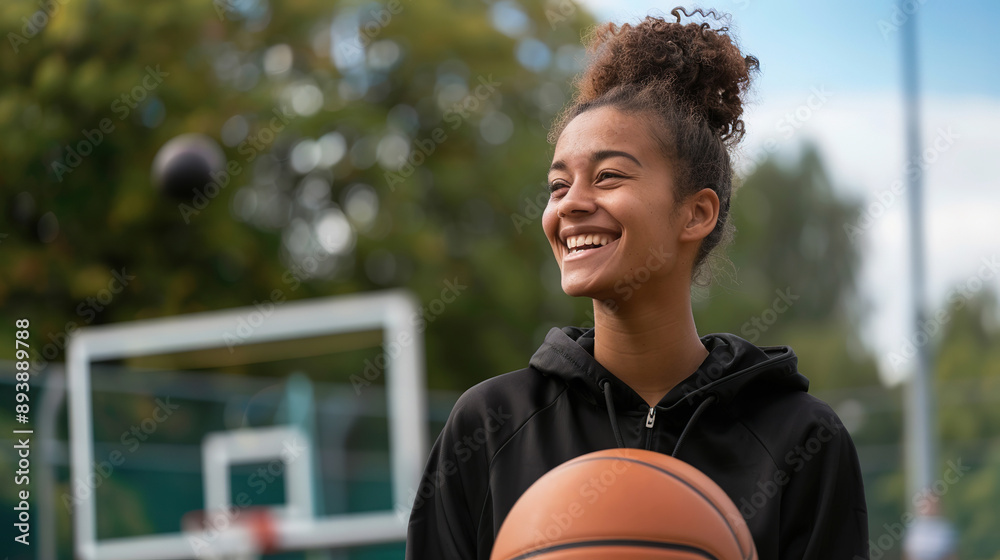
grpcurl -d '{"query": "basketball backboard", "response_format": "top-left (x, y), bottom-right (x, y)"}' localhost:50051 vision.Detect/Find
top-left (66, 289), bottom-right (427, 560)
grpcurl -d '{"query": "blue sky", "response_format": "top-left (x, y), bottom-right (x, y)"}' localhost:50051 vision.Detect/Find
top-left (583, 0), bottom-right (1000, 99)
top-left (724, 0), bottom-right (999, 98)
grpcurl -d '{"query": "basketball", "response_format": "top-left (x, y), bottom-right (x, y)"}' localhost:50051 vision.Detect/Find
top-left (490, 448), bottom-right (758, 560)
top-left (151, 133), bottom-right (226, 200)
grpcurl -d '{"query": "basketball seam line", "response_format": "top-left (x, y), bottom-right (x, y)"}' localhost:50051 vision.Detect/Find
top-left (505, 538), bottom-right (721, 560)
top-left (565, 456), bottom-right (750, 560)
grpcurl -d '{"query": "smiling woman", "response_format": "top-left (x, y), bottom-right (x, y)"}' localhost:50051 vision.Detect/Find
top-left (406, 7), bottom-right (869, 560)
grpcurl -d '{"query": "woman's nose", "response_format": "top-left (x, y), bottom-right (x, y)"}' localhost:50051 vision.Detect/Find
top-left (556, 182), bottom-right (597, 218)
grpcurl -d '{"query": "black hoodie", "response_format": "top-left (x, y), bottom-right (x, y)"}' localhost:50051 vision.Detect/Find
top-left (405, 327), bottom-right (869, 559)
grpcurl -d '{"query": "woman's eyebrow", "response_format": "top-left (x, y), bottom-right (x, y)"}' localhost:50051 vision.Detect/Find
top-left (549, 149), bottom-right (643, 173)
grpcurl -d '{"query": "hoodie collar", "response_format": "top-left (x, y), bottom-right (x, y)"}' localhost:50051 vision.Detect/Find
top-left (529, 326), bottom-right (807, 414)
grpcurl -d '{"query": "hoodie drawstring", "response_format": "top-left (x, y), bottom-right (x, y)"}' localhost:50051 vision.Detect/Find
top-left (671, 395), bottom-right (718, 458)
top-left (599, 379), bottom-right (625, 448)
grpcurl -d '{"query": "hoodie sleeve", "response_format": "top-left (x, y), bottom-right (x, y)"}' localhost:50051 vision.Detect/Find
top-left (405, 391), bottom-right (490, 560)
top-left (778, 409), bottom-right (869, 559)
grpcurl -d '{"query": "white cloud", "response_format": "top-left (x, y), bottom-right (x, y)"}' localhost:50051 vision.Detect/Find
top-left (740, 91), bottom-right (1000, 385)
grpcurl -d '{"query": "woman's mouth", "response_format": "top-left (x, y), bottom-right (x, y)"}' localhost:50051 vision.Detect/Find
top-left (563, 234), bottom-right (621, 261)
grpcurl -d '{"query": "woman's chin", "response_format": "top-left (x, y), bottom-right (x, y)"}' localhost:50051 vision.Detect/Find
top-left (560, 278), bottom-right (613, 301)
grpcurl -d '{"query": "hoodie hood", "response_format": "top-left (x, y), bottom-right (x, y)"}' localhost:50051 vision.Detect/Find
top-left (529, 326), bottom-right (808, 416)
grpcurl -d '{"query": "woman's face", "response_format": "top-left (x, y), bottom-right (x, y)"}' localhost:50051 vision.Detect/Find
top-left (543, 106), bottom-right (694, 302)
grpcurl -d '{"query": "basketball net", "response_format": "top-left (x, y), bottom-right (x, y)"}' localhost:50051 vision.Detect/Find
top-left (181, 507), bottom-right (279, 560)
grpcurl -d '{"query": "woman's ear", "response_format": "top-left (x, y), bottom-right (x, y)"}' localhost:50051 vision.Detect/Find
top-left (678, 188), bottom-right (720, 243)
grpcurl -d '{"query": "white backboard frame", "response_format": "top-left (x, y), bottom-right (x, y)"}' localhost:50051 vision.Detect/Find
top-left (67, 289), bottom-right (427, 560)
top-left (202, 425), bottom-right (315, 521)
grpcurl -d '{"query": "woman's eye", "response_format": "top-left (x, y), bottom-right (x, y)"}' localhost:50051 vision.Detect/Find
top-left (597, 171), bottom-right (622, 181)
top-left (548, 182), bottom-right (568, 194)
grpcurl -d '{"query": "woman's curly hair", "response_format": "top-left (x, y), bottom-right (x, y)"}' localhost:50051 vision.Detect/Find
top-left (549, 7), bottom-right (760, 284)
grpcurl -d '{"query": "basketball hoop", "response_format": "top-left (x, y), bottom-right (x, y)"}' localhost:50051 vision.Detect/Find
top-left (181, 507), bottom-right (279, 560)
top-left (245, 508), bottom-right (279, 554)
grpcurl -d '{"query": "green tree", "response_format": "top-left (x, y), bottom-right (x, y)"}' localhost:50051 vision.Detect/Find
top-left (935, 288), bottom-right (1000, 559)
top-left (690, 146), bottom-right (903, 556)
top-left (0, 0), bottom-right (595, 385)
top-left (1, 0), bottom-right (596, 557)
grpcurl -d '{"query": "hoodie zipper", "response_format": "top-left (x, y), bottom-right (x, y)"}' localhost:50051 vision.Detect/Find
top-left (644, 406), bottom-right (656, 449)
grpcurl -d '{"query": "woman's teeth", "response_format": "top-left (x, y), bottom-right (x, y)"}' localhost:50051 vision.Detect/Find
top-left (566, 234), bottom-right (614, 254)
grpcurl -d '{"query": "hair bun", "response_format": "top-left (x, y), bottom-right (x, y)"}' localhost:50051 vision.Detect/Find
top-left (576, 7), bottom-right (759, 142)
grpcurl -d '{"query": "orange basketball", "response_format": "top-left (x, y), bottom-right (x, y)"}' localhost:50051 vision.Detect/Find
top-left (491, 448), bottom-right (757, 560)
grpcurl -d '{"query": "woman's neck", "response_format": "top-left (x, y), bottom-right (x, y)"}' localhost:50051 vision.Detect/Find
top-left (592, 289), bottom-right (708, 408)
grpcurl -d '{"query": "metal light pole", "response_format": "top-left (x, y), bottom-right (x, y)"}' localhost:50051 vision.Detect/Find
top-left (900, 1), bottom-right (934, 505)
top-left (899, 6), bottom-right (957, 560)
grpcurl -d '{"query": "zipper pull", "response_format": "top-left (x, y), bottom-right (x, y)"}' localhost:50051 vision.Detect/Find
top-left (646, 406), bottom-right (656, 428)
